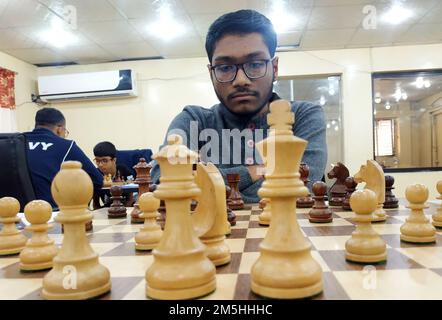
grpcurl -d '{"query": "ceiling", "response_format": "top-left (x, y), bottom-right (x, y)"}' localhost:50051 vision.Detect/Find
top-left (373, 73), bottom-right (442, 110)
top-left (0, 0), bottom-right (442, 65)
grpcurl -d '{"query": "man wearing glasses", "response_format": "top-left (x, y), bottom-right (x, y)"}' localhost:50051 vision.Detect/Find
top-left (150, 10), bottom-right (327, 203)
top-left (24, 107), bottom-right (103, 209)
top-left (93, 141), bottom-right (133, 182)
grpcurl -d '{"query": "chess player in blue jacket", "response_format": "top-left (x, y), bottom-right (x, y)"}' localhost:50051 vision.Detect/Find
top-left (24, 107), bottom-right (103, 209)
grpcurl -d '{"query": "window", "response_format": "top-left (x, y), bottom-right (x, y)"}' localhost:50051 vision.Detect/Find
top-left (373, 70), bottom-right (442, 170)
top-left (274, 75), bottom-right (343, 180)
top-left (374, 119), bottom-right (395, 157)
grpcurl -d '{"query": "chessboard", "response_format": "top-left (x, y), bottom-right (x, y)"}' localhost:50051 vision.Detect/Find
top-left (1, 200), bottom-right (442, 300)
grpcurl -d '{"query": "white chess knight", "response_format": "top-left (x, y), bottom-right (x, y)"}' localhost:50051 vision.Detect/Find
top-left (353, 160), bottom-right (387, 222)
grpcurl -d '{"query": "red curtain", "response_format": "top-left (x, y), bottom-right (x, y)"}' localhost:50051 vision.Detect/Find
top-left (0, 67), bottom-right (16, 109)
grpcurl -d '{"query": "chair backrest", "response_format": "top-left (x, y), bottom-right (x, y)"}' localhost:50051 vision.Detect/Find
top-left (115, 149), bottom-right (153, 177)
top-left (0, 133), bottom-right (36, 211)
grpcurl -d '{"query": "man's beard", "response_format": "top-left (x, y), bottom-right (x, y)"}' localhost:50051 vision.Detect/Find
top-left (215, 76), bottom-right (275, 118)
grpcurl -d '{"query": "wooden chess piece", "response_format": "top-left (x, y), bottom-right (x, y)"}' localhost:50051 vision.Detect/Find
top-left (62, 220), bottom-right (92, 233)
top-left (384, 175), bottom-right (399, 209)
top-left (251, 100), bottom-right (323, 299)
top-left (0, 197), bottom-right (27, 256)
top-left (19, 200), bottom-right (58, 271)
top-left (108, 185), bottom-right (127, 218)
top-left (296, 163), bottom-right (314, 208)
top-left (327, 162), bottom-right (349, 206)
top-left (114, 171), bottom-right (122, 183)
top-left (354, 160), bottom-right (387, 222)
top-left (400, 184), bottom-right (436, 243)
top-left (342, 177), bottom-right (358, 211)
top-left (225, 185), bottom-right (236, 226)
top-left (259, 198), bottom-right (266, 209)
top-left (345, 189), bottom-right (387, 263)
top-left (258, 198), bottom-right (271, 226)
top-left (432, 180), bottom-right (442, 228)
top-left (193, 162), bottom-right (231, 266)
top-left (226, 173), bottom-right (244, 210)
top-left (103, 174), bottom-right (112, 187)
top-left (85, 220), bottom-right (93, 232)
top-left (150, 184), bottom-right (166, 229)
top-left (131, 158), bottom-right (152, 224)
top-left (135, 192), bottom-right (163, 251)
top-left (308, 181), bottom-right (333, 223)
top-left (146, 135), bottom-right (216, 300)
top-left (42, 161), bottom-right (111, 300)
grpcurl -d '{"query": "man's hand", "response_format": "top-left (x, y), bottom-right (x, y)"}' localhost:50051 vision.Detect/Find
top-left (246, 165), bottom-right (265, 183)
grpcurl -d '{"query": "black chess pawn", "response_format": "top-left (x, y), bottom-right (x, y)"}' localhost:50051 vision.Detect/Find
top-left (384, 175), bottom-right (399, 209)
top-left (342, 177), bottom-right (358, 211)
top-left (296, 162), bottom-right (314, 208)
top-left (308, 181), bottom-right (333, 223)
top-left (131, 158), bottom-right (152, 223)
top-left (108, 185), bottom-right (127, 218)
top-left (226, 185), bottom-right (236, 226)
top-left (227, 173), bottom-right (244, 210)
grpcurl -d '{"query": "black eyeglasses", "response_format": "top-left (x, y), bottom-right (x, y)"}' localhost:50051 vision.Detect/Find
top-left (94, 157), bottom-right (113, 165)
top-left (209, 57), bottom-right (275, 83)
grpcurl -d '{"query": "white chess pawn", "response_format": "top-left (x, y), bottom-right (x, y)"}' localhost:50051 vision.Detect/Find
top-left (346, 189), bottom-right (387, 263)
top-left (135, 192), bottom-right (163, 250)
top-left (401, 184), bottom-right (436, 243)
top-left (19, 200), bottom-right (58, 271)
top-left (432, 180), bottom-right (442, 228)
top-left (258, 198), bottom-right (271, 226)
top-left (0, 197), bottom-right (27, 255)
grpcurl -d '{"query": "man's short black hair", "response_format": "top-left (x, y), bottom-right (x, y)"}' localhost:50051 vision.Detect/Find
top-left (205, 9), bottom-right (277, 63)
top-left (35, 107), bottom-right (65, 127)
top-left (94, 141), bottom-right (117, 158)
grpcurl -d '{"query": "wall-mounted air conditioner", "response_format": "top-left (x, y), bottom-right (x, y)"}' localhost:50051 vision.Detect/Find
top-left (37, 69), bottom-right (137, 102)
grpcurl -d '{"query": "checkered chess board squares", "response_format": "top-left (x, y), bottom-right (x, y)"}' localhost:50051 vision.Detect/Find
top-left (1, 202), bottom-right (442, 300)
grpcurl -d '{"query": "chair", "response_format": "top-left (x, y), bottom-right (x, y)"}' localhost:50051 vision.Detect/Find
top-left (0, 133), bottom-right (36, 211)
top-left (115, 149), bottom-right (153, 177)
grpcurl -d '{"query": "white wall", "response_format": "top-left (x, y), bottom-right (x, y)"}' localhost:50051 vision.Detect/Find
top-left (10, 42), bottom-right (442, 199)
top-left (34, 58), bottom-right (219, 159)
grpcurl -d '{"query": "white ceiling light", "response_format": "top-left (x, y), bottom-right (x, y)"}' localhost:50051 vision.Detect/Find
top-left (328, 87), bottom-right (335, 96)
top-left (385, 101), bottom-right (391, 110)
top-left (326, 123), bottom-right (331, 129)
top-left (374, 92), bottom-right (381, 104)
top-left (331, 120), bottom-right (336, 125)
top-left (382, 3), bottom-right (413, 25)
top-left (319, 95), bottom-right (326, 106)
top-left (39, 17), bottom-right (78, 48)
top-left (374, 109), bottom-right (377, 115)
top-left (394, 87), bottom-right (402, 102)
top-left (268, 0), bottom-right (297, 33)
top-left (401, 92), bottom-right (408, 100)
top-left (334, 125), bottom-right (339, 131)
top-left (424, 80), bottom-right (431, 88)
top-left (415, 77), bottom-right (424, 89)
top-left (148, 2), bottom-right (186, 41)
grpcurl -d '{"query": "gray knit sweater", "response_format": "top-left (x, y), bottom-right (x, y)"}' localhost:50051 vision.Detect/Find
top-left (150, 93), bottom-right (327, 203)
